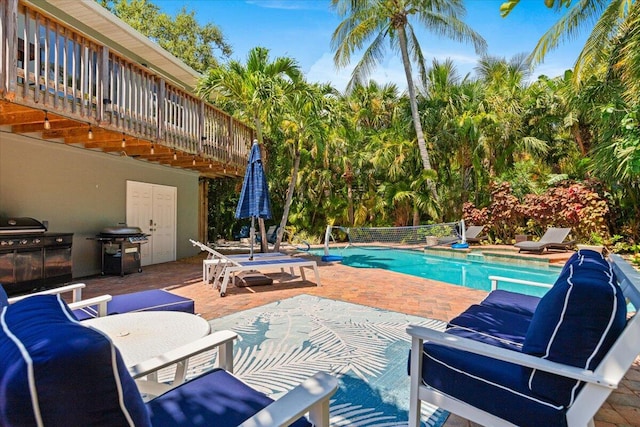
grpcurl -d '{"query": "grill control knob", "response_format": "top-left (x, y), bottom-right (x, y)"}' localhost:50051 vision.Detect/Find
top-left (34, 239), bottom-right (41, 244)
top-left (20, 239), bottom-right (28, 245)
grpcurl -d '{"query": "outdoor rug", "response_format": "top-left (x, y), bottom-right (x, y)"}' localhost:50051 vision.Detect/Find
top-left (206, 294), bottom-right (449, 427)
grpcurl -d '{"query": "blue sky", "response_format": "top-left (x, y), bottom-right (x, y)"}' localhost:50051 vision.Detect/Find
top-left (156, 0), bottom-right (589, 92)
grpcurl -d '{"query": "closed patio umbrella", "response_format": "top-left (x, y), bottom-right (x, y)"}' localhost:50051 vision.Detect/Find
top-left (235, 140), bottom-right (272, 260)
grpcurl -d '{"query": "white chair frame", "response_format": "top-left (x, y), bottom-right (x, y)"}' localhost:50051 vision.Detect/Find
top-left (7, 283), bottom-right (111, 317)
top-left (129, 329), bottom-right (337, 427)
top-left (407, 254), bottom-right (640, 427)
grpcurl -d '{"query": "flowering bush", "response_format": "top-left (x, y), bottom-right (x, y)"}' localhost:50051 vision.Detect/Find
top-left (463, 180), bottom-right (611, 244)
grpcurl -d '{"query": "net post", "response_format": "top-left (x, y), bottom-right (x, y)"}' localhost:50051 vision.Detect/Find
top-left (460, 219), bottom-right (466, 243)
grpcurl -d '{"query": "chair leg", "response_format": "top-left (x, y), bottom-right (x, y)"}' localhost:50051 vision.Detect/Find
top-left (313, 265), bottom-right (321, 287)
top-left (409, 337), bottom-right (424, 427)
top-left (307, 399), bottom-right (331, 427)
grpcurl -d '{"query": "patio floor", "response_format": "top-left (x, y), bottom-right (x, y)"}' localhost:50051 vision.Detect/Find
top-left (76, 249), bottom-right (640, 427)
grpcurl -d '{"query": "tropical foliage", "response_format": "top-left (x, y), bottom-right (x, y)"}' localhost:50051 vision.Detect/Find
top-left (104, 0), bottom-right (640, 253)
top-left (97, 0), bottom-right (231, 72)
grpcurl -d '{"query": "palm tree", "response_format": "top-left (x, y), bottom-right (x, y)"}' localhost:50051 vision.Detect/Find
top-left (517, 0), bottom-right (635, 85)
top-left (272, 82), bottom-right (334, 251)
top-left (197, 47), bottom-right (302, 251)
top-left (330, 0), bottom-right (487, 195)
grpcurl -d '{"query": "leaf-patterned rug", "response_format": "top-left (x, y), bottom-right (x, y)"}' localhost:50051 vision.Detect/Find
top-left (207, 294), bottom-right (449, 427)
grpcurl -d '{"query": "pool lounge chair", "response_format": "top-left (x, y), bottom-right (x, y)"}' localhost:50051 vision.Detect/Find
top-left (514, 227), bottom-right (575, 254)
top-left (465, 225), bottom-right (488, 244)
top-left (190, 239), bottom-right (321, 297)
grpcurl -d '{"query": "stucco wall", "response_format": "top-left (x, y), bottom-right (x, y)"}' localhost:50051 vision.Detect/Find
top-left (0, 131), bottom-right (201, 278)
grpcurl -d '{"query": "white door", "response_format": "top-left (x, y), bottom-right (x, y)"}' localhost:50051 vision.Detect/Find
top-left (126, 181), bottom-right (176, 266)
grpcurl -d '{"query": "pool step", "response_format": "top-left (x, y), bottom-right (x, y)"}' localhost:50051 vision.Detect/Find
top-left (467, 252), bottom-right (485, 262)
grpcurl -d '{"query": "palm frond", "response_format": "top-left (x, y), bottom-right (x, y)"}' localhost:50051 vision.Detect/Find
top-left (529, 0), bottom-right (611, 67)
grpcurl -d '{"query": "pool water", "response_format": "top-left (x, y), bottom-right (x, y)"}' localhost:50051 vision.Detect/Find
top-left (311, 246), bottom-right (561, 297)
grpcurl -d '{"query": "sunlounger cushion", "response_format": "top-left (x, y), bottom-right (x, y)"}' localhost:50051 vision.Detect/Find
top-left (73, 289), bottom-right (194, 320)
top-left (147, 368), bottom-right (311, 427)
top-left (0, 295), bottom-right (151, 426)
top-left (522, 252), bottom-right (627, 407)
top-left (421, 343), bottom-right (567, 427)
top-left (235, 271), bottom-right (273, 287)
top-left (480, 289), bottom-right (540, 317)
top-left (446, 304), bottom-right (532, 351)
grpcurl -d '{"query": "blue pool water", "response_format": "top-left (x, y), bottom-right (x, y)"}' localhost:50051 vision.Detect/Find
top-left (311, 246), bottom-right (561, 297)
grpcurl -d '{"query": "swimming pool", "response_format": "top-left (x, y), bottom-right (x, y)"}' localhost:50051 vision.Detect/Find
top-left (311, 246), bottom-right (561, 297)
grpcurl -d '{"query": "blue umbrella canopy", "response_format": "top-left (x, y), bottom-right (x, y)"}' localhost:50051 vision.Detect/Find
top-left (235, 141), bottom-right (272, 220)
top-left (235, 141), bottom-right (272, 259)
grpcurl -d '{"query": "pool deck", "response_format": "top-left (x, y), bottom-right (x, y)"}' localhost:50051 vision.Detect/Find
top-left (76, 245), bottom-right (640, 427)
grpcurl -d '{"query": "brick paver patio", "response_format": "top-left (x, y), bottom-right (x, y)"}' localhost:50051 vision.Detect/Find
top-left (77, 250), bottom-right (640, 427)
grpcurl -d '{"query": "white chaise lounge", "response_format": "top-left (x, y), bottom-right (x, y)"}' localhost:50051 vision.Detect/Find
top-left (190, 239), bottom-right (321, 297)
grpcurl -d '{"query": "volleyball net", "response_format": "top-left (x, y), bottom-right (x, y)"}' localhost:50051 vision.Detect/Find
top-left (323, 220), bottom-right (466, 255)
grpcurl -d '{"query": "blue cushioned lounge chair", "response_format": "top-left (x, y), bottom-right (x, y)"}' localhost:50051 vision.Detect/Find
top-left (0, 295), bottom-right (338, 426)
top-left (407, 251), bottom-right (640, 427)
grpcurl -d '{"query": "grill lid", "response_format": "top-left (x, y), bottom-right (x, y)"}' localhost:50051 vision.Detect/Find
top-left (0, 217), bottom-right (47, 234)
top-left (98, 225), bottom-right (144, 237)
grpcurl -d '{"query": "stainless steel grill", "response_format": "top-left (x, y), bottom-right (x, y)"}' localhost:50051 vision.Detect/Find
top-left (0, 217), bottom-right (73, 296)
top-left (90, 225), bottom-right (148, 276)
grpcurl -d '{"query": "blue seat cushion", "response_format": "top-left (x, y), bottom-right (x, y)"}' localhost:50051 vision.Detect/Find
top-left (73, 289), bottom-right (194, 320)
top-left (147, 368), bottom-right (311, 427)
top-left (523, 256), bottom-right (627, 407)
top-left (481, 289), bottom-right (540, 317)
top-left (446, 304), bottom-right (532, 351)
top-left (0, 295), bottom-right (151, 426)
top-left (421, 342), bottom-right (567, 427)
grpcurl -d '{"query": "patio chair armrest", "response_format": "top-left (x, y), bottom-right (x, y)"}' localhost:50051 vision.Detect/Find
top-left (8, 283), bottom-right (86, 303)
top-left (129, 330), bottom-right (238, 379)
top-left (488, 275), bottom-right (553, 291)
top-left (68, 294), bottom-right (112, 317)
top-left (239, 372), bottom-right (338, 427)
top-left (407, 325), bottom-right (618, 388)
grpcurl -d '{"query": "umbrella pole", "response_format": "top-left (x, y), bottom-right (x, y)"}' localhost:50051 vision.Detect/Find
top-left (249, 216), bottom-right (255, 260)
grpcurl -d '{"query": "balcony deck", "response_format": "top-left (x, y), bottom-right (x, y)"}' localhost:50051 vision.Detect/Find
top-left (0, 0), bottom-right (252, 178)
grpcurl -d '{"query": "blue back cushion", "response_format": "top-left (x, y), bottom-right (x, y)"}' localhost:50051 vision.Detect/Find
top-left (0, 295), bottom-right (151, 426)
top-left (522, 253), bottom-right (627, 407)
top-left (0, 285), bottom-right (8, 308)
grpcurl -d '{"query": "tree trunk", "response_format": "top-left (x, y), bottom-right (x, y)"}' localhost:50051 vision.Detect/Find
top-left (273, 147), bottom-right (301, 252)
top-left (397, 27), bottom-right (438, 203)
top-left (345, 167), bottom-right (354, 225)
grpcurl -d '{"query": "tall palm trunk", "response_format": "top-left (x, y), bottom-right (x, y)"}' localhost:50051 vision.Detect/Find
top-left (397, 27), bottom-right (438, 203)
top-left (344, 167), bottom-right (355, 225)
top-left (273, 147), bottom-right (301, 252)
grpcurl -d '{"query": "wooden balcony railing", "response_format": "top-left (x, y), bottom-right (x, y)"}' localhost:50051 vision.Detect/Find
top-left (0, 0), bottom-right (252, 177)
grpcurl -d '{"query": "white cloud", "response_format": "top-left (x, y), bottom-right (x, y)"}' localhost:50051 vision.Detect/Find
top-left (531, 63), bottom-right (573, 80)
top-left (246, 0), bottom-right (327, 10)
top-left (306, 52), bottom-right (410, 93)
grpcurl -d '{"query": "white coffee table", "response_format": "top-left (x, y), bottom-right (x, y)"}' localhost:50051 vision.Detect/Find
top-left (83, 311), bottom-right (211, 367)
